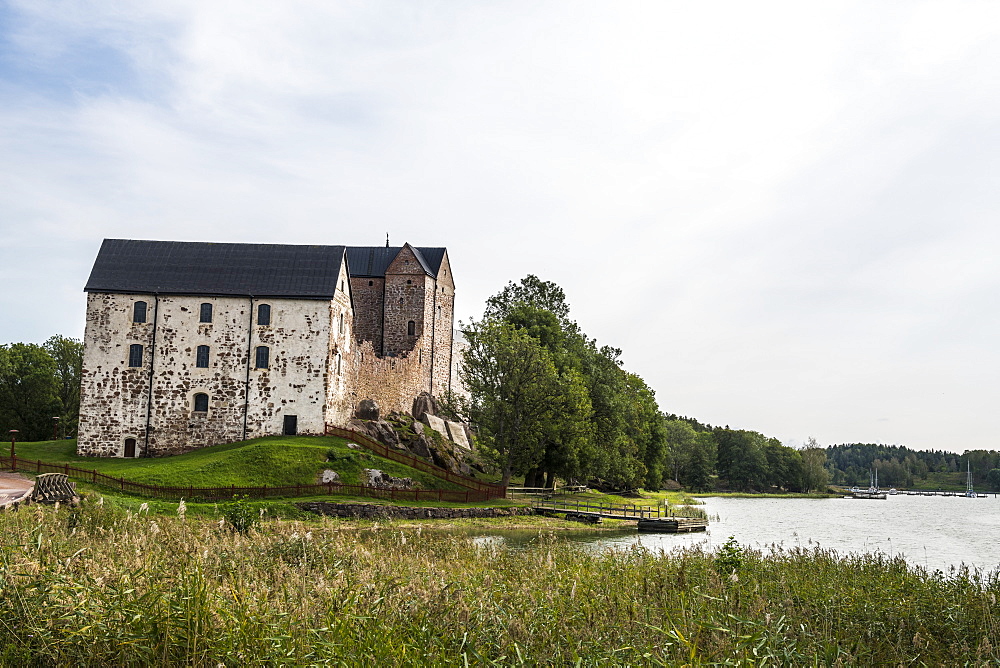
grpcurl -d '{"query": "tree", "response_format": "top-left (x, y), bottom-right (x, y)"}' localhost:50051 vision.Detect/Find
top-left (459, 320), bottom-right (562, 487)
top-left (664, 419), bottom-right (698, 484)
top-left (537, 369), bottom-right (595, 487)
top-left (683, 432), bottom-right (717, 491)
top-left (986, 469), bottom-right (1000, 494)
top-left (43, 335), bottom-right (84, 436)
top-left (0, 343), bottom-right (60, 441)
top-left (800, 438), bottom-right (829, 492)
top-left (483, 275), bottom-right (572, 325)
top-left (714, 428), bottom-right (769, 491)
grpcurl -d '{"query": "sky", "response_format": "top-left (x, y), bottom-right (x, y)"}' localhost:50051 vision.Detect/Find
top-left (2, 1), bottom-right (999, 453)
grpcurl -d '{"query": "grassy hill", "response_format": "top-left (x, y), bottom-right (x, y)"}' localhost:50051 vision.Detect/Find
top-left (11, 436), bottom-right (467, 491)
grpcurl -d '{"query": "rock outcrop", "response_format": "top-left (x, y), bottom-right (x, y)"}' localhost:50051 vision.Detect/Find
top-left (355, 399), bottom-right (381, 421)
top-left (411, 392), bottom-right (440, 422)
top-left (363, 468), bottom-right (416, 490)
top-left (347, 411), bottom-right (475, 477)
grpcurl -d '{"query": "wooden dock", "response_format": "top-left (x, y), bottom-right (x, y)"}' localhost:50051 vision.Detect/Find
top-left (532, 499), bottom-right (708, 532)
top-left (532, 499), bottom-right (664, 520)
top-left (638, 517), bottom-right (708, 533)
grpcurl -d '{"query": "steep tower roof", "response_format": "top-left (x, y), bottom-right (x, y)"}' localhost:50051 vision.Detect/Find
top-left (345, 245), bottom-right (447, 278)
top-left (85, 239), bottom-right (348, 299)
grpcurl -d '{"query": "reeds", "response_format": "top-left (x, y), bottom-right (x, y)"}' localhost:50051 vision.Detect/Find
top-left (1, 499), bottom-right (997, 666)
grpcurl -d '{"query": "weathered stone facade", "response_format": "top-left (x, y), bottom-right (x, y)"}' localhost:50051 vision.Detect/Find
top-left (78, 240), bottom-right (462, 457)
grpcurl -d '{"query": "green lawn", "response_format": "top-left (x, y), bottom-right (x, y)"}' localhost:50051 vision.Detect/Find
top-left (12, 436), bottom-right (467, 492)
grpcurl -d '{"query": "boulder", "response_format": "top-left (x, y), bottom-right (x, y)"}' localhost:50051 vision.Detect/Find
top-left (347, 418), bottom-right (401, 448)
top-left (321, 469), bottom-right (341, 484)
top-left (407, 434), bottom-right (434, 460)
top-left (446, 421), bottom-right (471, 450)
top-left (355, 399), bottom-right (380, 421)
top-left (411, 392), bottom-right (440, 422)
top-left (424, 413), bottom-right (449, 437)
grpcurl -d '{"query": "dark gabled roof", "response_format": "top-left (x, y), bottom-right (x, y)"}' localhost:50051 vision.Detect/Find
top-left (345, 245), bottom-right (446, 278)
top-left (85, 239), bottom-right (348, 299)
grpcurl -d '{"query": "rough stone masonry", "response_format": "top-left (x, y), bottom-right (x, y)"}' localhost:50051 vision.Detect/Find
top-left (77, 239), bottom-right (465, 457)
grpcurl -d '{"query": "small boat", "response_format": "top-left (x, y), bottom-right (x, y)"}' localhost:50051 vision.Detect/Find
top-left (964, 461), bottom-right (978, 498)
top-left (850, 470), bottom-right (887, 500)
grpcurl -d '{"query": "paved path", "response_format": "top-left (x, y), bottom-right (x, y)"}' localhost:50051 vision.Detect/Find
top-left (0, 472), bottom-right (33, 507)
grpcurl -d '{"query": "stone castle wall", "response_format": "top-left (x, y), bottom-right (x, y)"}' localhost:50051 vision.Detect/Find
top-left (78, 262), bottom-right (354, 457)
top-left (345, 339), bottom-right (428, 417)
top-left (348, 277), bottom-right (384, 354)
top-left (78, 245), bottom-right (457, 457)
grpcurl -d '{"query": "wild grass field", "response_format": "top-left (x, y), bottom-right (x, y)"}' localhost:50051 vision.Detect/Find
top-left (1, 499), bottom-right (997, 666)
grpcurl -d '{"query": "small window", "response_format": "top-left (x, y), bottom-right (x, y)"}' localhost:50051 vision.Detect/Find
top-left (257, 303), bottom-right (271, 326)
top-left (338, 312), bottom-right (344, 334)
top-left (133, 301), bottom-right (147, 323)
top-left (128, 344), bottom-right (143, 367)
top-left (193, 393), bottom-right (209, 412)
top-left (407, 320), bottom-right (415, 336)
top-left (336, 352), bottom-right (342, 376)
top-left (200, 303), bottom-right (213, 323)
top-left (407, 279), bottom-right (412, 285)
top-left (368, 280), bottom-right (373, 286)
top-left (196, 345), bottom-right (210, 368)
top-left (255, 346), bottom-right (270, 369)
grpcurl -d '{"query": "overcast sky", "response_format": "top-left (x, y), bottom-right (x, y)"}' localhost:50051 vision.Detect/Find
top-left (2, 1), bottom-right (999, 452)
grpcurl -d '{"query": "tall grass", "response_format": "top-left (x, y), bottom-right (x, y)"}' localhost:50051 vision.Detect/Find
top-left (1, 499), bottom-right (997, 665)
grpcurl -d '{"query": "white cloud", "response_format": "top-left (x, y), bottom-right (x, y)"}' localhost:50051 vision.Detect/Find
top-left (2, 0), bottom-right (1000, 451)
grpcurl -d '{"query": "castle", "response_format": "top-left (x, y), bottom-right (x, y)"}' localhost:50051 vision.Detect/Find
top-left (77, 239), bottom-right (460, 457)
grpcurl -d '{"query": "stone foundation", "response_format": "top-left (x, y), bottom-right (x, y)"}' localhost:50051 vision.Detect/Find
top-left (297, 502), bottom-right (536, 520)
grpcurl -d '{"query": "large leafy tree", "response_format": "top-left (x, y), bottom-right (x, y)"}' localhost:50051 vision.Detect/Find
top-left (459, 320), bottom-right (562, 487)
top-left (0, 343), bottom-right (60, 441)
top-left (473, 274), bottom-right (669, 490)
top-left (43, 335), bottom-right (84, 437)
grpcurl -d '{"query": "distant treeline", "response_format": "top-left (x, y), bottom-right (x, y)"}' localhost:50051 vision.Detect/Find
top-left (826, 443), bottom-right (1000, 490)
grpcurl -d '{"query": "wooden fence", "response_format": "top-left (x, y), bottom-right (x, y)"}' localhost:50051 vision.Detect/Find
top-left (324, 424), bottom-right (505, 498)
top-left (0, 423), bottom-right (506, 503)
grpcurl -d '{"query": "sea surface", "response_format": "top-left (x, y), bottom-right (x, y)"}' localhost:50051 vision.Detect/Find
top-left (470, 494), bottom-right (1000, 573)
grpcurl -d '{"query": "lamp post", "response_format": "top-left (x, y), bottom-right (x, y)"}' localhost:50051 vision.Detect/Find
top-left (52, 416), bottom-right (60, 441)
top-left (8, 429), bottom-right (18, 471)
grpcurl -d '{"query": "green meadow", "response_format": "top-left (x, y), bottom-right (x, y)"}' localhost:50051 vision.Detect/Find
top-left (10, 436), bottom-right (467, 491)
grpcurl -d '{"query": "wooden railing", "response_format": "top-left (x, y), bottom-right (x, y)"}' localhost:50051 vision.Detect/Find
top-left (325, 424), bottom-right (506, 499)
top-left (532, 498), bottom-right (665, 519)
top-left (0, 454), bottom-right (498, 503)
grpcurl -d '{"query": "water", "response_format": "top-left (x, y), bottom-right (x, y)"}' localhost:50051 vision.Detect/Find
top-left (470, 495), bottom-right (1000, 573)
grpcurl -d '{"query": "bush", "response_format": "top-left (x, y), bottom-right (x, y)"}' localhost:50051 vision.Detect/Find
top-left (220, 495), bottom-right (259, 533)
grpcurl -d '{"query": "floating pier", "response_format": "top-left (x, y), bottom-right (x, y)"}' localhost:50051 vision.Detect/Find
top-left (637, 517), bottom-right (708, 533)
